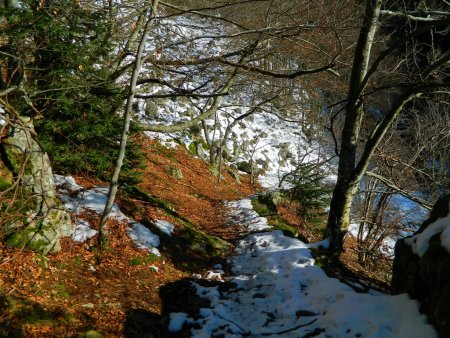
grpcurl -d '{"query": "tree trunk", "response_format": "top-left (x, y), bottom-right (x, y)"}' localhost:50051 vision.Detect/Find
top-left (324, 0), bottom-right (382, 252)
top-left (326, 175), bottom-right (360, 251)
top-left (98, 0), bottom-right (158, 246)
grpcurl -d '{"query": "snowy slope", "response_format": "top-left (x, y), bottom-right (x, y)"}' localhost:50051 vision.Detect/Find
top-left (169, 199), bottom-right (437, 338)
top-left (129, 14), bottom-right (331, 190)
top-left (117, 13), bottom-right (434, 336)
top-left (54, 175), bottom-right (161, 255)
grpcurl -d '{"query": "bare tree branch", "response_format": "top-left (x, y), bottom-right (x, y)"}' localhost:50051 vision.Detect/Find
top-left (138, 67), bottom-right (239, 133)
top-left (217, 56), bottom-right (336, 79)
top-left (135, 92), bottom-right (229, 99)
top-left (365, 171), bottom-right (433, 209)
top-left (380, 9), bottom-right (450, 22)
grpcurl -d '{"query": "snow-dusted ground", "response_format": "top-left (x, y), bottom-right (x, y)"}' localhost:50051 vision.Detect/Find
top-left (54, 175), bottom-right (163, 255)
top-left (169, 199), bottom-right (437, 338)
top-left (224, 199), bottom-right (271, 232)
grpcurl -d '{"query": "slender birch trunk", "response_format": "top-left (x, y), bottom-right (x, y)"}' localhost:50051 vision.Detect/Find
top-left (98, 1), bottom-right (159, 246)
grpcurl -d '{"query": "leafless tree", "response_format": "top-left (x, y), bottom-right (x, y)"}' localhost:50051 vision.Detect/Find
top-left (324, 0), bottom-right (450, 252)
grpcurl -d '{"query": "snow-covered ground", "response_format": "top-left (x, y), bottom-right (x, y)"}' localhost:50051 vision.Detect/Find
top-left (54, 175), bottom-right (164, 255)
top-left (224, 199), bottom-right (271, 232)
top-left (169, 199), bottom-right (437, 338)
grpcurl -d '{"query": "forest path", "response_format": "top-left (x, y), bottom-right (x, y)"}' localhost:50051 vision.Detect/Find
top-left (167, 197), bottom-right (437, 338)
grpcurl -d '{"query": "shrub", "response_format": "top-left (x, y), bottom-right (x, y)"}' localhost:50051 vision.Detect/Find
top-left (282, 163), bottom-right (331, 225)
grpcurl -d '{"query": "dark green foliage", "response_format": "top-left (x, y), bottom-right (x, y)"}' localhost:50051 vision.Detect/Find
top-left (282, 163), bottom-right (331, 225)
top-left (0, 1), bottom-right (144, 185)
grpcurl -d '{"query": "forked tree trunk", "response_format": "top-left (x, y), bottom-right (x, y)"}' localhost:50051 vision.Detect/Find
top-left (324, 0), bottom-right (382, 252)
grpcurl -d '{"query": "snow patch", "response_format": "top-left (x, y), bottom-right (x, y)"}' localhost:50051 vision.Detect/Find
top-left (0, 106), bottom-right (6, 126)
top-left (168, 313), bottom-right (193, 333)
top-left (225, 198), bottom-right (271, 232)
top-left (126, 222), bottom-right (160, 256)
top-left (405, 200), bottom-right (450, 257)
top-left (154, 219), bottom-right (175, 236)
top-left (149, 265), bottom-right (159, 272)
top-left (205, 270), bottom-right (225, 282)
top-left (54, 174), bottom-right (82, 192)
top-left (55, 175), bottom-right (160, 254)
top-left (71, 220), bottom-right (97, 242)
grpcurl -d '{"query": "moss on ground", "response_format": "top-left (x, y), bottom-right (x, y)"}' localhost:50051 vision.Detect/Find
top-left (127, 186), bottom-right (176, 212)
top-left (0, 176), bottom-right (12, 192)
top-left (251, 198), bottom-right (299, 238)
top-left (129, 186), bottom-right (232, 271)
top-left (0, 293), bottom-right (77, 337)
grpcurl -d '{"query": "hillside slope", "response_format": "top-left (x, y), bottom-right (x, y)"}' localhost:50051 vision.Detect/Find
top-left (0, 138), bottom-right (257, 337)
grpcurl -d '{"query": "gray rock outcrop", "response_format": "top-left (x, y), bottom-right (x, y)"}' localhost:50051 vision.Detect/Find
top-left (392, 195), bottom-right (450, 338)
top-left (1, 116), bottom-right (72, 253)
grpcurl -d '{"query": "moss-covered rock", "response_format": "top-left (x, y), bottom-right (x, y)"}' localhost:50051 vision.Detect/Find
top-left (227, 166), bottom-right (241, 184)
top-left (257, 192), bottom-right (285, 211)
top-left (237, 161), bottom-right (253, 175)
top-left (2, 116), bottom-right (56, 208)
top-left (77, 330), bottom-right (104, 338)
top-left (188, 140), bottom-right (209, 160)
top-left (251, 197), bottom-right (299, 238)
top-left (1, 117), bottom-right (72, 253)
top-left (6, 208), bottom-right (72, 254)
top-left (181, 220), bottom-right (231, 254)
top-left (165, 164), bottom-right (183, 180)
top-left (0, 162), bottom-right (13, 191)
top-left (0, 176), bottom-right (12, 192)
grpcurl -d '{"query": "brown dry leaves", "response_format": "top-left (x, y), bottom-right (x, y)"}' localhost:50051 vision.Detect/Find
top-left (127, 138), bottom-right (260, 238)
top-left (0, 138), bottom-right (258, 336)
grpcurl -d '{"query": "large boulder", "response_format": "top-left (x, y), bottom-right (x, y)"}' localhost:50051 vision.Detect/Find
top-left (392, 195), bottom-right (450, 337)
top-left (1, 116), bottom-right (72, 253)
